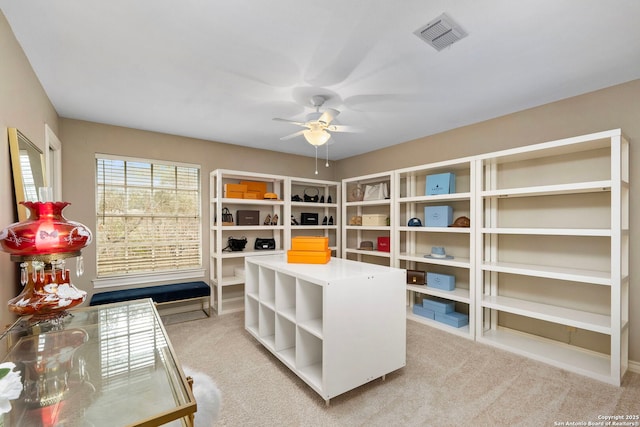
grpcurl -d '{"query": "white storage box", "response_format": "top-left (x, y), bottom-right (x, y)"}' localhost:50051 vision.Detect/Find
top-left (362, 214), bottom-right (388, 226)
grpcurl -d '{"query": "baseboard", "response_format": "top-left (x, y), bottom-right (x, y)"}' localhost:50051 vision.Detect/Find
top-left (628, 359), bottom-right (640, 374)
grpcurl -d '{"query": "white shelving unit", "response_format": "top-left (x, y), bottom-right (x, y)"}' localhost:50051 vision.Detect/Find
top-left (338, 128), bottom-right (628, 386)
top-left (245, 254), bottom-right (406, 404)
top-left (210, 169), bottom-right (286, 314)
top-left (475, 129), bottom-right (629, 386)
top-left (220, 130), bottom-right (627, 387)
top-left (395, 157), bottom-right (477, 339)
top-left (210, 171), bottom-right (341, 314)
top-left (341, 171), bottom-right (394, 266)
top-left (286, 177), bottom-right (341, 256)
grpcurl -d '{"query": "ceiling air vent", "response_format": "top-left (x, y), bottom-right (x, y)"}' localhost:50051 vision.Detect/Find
top-left (414, 13), bottom-right (467, 51)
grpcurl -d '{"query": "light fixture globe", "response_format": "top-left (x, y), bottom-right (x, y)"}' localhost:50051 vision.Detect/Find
top-left (303, 127), bottom-right (331, 146)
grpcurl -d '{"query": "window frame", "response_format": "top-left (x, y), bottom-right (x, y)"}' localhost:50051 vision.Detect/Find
top-left (92, 154), bottom-right (204, 289)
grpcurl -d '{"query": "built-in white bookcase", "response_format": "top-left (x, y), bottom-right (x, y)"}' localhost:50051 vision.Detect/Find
top-left (209, 171), bottom-right (341, 314)
top-left (475, 129), bottom-right (629, 386)
top-left (341, 171), bottom-right (394, 266)
top-left (209, 169), bottom-right (286, 314)
top-left (394, 157), bottom-right (477, 340)
top-left (339, 128), bottom-right (628, 385)
top-left (286, 177), bottom-right (341, 255)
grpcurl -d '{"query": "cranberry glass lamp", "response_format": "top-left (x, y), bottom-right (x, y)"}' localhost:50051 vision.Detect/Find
top-left (0, 200), bottom-right (92, 316)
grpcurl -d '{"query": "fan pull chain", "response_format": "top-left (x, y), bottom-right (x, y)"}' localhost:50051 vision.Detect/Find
top-left (326, 143), bottom-right (329, 167)
top-left (315, 146), bottom-right (319, 175)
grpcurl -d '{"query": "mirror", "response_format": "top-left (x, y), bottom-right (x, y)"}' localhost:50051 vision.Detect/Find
top-left (8, 128), bottom-right (46, 221)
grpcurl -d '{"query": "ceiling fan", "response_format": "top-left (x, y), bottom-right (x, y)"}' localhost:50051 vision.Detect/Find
top-left (273, 95), bottom-right (359, 146)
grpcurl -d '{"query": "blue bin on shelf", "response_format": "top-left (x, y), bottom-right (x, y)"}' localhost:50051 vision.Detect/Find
top-left (422, 296), bottom-right (455, 314)
top-left (426, 172), bottom-right (455, 195)
top-left (424, 206), bottom-right (453, 227)
top-left (435, 311), bottom-right (469, 328)
top-left (427, 272), bottom-right (456, 291)
top-left (412, 304), bottom-right (435, 319)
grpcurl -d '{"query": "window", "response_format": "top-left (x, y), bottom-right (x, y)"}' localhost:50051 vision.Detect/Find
top-left (96, 155), bottom-right (201, 278)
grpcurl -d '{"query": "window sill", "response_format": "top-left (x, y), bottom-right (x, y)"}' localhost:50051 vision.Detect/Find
top-left (92, 268), bottom-right (206, 289)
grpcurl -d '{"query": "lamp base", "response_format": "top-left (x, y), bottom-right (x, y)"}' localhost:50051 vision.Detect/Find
top-left (9, 264), bottom-right (86, 316)
top-left (8, 287), bottom-right (85, 317)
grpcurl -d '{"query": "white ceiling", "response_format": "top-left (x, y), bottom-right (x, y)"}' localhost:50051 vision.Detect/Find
top-left (2, 1), bottom-right (640, 160)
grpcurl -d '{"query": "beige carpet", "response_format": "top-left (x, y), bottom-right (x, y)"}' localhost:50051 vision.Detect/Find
top-left (165, 312), bottom-right (640, 427)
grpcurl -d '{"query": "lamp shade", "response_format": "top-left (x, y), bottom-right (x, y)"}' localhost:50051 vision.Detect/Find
top-left (0, 201), bottom-right (92, 258)
top-left (303, 129), bottom-right (331, 146)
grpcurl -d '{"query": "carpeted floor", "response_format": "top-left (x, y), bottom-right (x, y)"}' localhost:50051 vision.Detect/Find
top-left (165, 312), bottom-right (640, 427)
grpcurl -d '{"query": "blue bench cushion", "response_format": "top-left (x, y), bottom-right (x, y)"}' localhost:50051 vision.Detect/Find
top-left (90, 281), bottom-right (210, 306)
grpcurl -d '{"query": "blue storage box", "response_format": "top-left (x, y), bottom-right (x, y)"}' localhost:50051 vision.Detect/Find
top-left (412, 304), bottom-right (435, 319)
top-left (435, 311), bottom-right (469, 328)
top-left (426, 173), bottom-right (456, 195)
top-left (422, 296), bottom-right (455, 313)
top-left (427, 272), bottom-right (456, 291)
top-left (424, 206), bottom-right (453, 227)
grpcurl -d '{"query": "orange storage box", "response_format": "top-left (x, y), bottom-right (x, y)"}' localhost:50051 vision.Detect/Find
top-left (242, 192), bottom-right (259, 199)
top-left (224, 183), bottom-right (248, 192)
top-left (291, 236), bottom-right (329, 252)
top-left (287, 249), bottom-right (331, 264)
top-left (224, 183), bottom-right (247, 199)
top-left (240, 181), bottom-right (267, 199)
top-left (224, 191), bottom-right (244, 199)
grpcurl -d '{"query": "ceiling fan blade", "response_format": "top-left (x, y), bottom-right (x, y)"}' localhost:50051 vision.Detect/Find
top-left (327, 124), bottom-right (362, 133)
top-left (273, 117), bottom-right (308, 127)
top-left (280, 130), bottom-right (305, 141)
top-left (318, 108), bottom-right (339, 124)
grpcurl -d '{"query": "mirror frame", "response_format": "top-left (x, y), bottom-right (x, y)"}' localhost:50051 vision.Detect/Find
top-left (8, 128), bottom-right (46, 221)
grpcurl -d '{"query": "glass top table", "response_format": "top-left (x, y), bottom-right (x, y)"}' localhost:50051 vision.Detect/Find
top-left (0, 299), bottom-right (195, 426)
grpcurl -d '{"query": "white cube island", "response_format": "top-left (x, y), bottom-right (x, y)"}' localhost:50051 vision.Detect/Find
top-left (245, 254), bottom-right (406, 405)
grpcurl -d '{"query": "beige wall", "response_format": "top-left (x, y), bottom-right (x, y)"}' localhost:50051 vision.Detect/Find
top-left (2, 9), bottom-right (639, 365)
top-left (0, 11), bottom-right (59, 329)
top-left (336, 80), bottom-right (640, 176)
top-left (59, 118), bottom-right (337, 300)
top-left (336, 79), bottom-right (640, 363)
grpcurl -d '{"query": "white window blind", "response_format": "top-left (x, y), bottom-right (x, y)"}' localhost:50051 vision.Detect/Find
top-left (96, 156), bottom-right (201, 277)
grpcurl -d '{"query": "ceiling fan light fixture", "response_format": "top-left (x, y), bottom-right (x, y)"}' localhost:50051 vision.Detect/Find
top-left (304, 128), bottom-right (331, 146)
